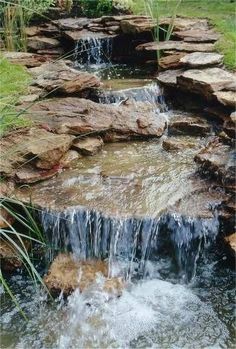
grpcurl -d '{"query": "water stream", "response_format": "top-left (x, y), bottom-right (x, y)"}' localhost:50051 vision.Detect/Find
top-left (1, 36), bottom-right (235, 349)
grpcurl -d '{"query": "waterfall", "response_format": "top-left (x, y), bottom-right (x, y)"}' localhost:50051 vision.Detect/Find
top-left (40, 208), bottom-right (219, 282)
top-left (74, 37), bottom-right (113, 67)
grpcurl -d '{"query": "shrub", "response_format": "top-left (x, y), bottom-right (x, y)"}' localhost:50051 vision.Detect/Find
top-left (79, 0), bottom-right (113, 17)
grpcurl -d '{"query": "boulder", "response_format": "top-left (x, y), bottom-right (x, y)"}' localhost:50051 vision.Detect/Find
top-left (157, 69), bottom-right (185, 87)
top-left (224, 233), bottom-right (236, 253)
top-left (162, 137), bottom-right (197, 151)
top-left (18, 98), bottom-right (167, 139)
top-left (72, 137), bottom-right (104, 156)
top-left (44, 253), bottom-right (123, 297)
top-left (194, 138), bottom-right (235, 185)
top-left (213, 91), bottom-right (236, 108)
top-left (168, 114), bottom-right (211, 136)
top-left (0, 128), bottom-right (74, 177)
top-left (29, 61), bottom-right (101, 94)
top-left (136, 41), bottom-right (214, 53)
top-left (173, 29), bottom-right (219, 43)
top-left (159, 53), bottom-right (186, 70)
top-left (180, 52), bottom-right (223, 68)
top-left (27, 36), bottom-right (61, 52)
top-left (177, 68), bottom-right (236, 99)
top-left (1, 51), bottom-right (50, 68)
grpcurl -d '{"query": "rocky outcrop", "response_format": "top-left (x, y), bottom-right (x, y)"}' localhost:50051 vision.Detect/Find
top-left (72, 137), bottom-right (104, 156)
top-left (0, 128), bottom-right (74, 178)
top-left (29, 61), bottom-right (101, 95)
top-left (44, 253), bottom-right (123, 297)
top-left (18, 97), bottom-right (167, 139)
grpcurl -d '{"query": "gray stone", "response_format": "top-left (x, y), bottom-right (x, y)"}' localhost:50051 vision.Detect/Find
top-left (157, 69), bottom-right (185, 87)
top-left (180, 52), bottom-right (223, 68)
top-left (213, 91), bottom-right (236, 108)
top-left (72, 137), bottom-right (104, 156)
top-left (173, 29), bottom-right (219, 43)
top-left (136, 41), bottom-right (214, 53)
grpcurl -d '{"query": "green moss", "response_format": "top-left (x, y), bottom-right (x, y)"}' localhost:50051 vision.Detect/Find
top-left (0, 57), bottom-right (32, 135)
top-left (133, 0), bottom-right (236, 69)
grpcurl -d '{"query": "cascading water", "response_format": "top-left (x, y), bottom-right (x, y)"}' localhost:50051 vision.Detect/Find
top-left (74, 36), bottom-right (113, 68)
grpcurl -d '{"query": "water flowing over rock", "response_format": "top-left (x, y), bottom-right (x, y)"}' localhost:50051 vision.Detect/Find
top-left (19, 98), bottom-right (167, 139)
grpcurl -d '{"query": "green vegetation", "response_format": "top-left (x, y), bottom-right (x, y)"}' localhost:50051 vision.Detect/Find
top-left (0, 57), bottom-right (31, 134)
top-left (78, 0), bottom-right (113, 17)
top-left (133, 0), bottom-right (236, 69)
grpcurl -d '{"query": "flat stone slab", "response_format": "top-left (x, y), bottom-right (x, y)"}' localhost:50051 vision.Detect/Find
top-left (162, 136), bottom-right (198, 151)
top-left (168, 113), bottom-right (211, 136)
top-left (136, 41), bottom-right (215, 53)
top-left (18, 97), bottom-right (167, 139)
top-left (157, 69), bottom-right (185, 87)
top-left (159, 17), bottom-right (209, 31)
top-left (159, 53), bottom-right (186, 70)
top-left (173, 29), bottom-right (219, 43)
top-left (27, 36), bottom-right (61, 51)
top-left (1, 51), bottom-right (51, 68)
top-left (177, 68), bottom-right (236, 99)
top-left (29, 61), bottom-right (101, 94)
top-left (180, 52), bottom-right (223, 68)
top-left (120, 18), bottom-right (157, 34)
top-left (214, 91), bottom-right (236, 108)
top-left (72, 137), bottom-right (104, 156)
top-left (64, 29), bottom-right (116, 42)
top-left (53, 17), bottom-right (90, 30)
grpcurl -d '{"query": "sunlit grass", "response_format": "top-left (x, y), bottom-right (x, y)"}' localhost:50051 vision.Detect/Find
top-left (133, 0), bottom-right (236, 69)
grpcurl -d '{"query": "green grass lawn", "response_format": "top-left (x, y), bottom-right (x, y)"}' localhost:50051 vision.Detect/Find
top-left (133, 0), bottom-right (236, 69)
top-left (0, 57), bottom-right (31, 134)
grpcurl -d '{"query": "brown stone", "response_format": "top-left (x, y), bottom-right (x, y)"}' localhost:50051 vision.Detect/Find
top-left (27, 36), bottom-right (61, 52)
top-left (64, 29), bottom-right (116, 42)
top-left (0, 208), bottom-right (15, 229)
top-left (162, 137), bottom-right (197, 151)
top-left (136, 41), bottom-right (214, 53)
top-left (159, 17), bottom-right (209, 32)
top-left (53, 17), bottom-right (90, 30)
top-left (59, 150), bottom-right (81, 168)
top-left (224, 233), bottom-right (236, 253)
top-left (213, 91), bottom-right (236, 108)
top-left (157, 69), bottom-right (185, 87)
top-left (18, 98), bottom-right (167, 139)
top-left (177, 68), bottom-right (236, 99)
top-left (15, 166), bottom-right (59, 184)
top-left (159, 53), bottom-right (186, 70)
top-left (173, 29), bottom-right (219, 43)
top-left (223, 112), bottom-right (236, 139)
top-left (72, 137), bottom-right (104, 156)
top-left (120, 18), bottom-right (156, 34)
top-left (1, 51), bottom-right (50, 68)
top-left (194, 138), bottom-right (235, 184)
top-left (29, 61), bottom-right (101, 94)
top-left (169, 114), bottom-right (211, 136)
top-left (0, 238), bottom-right (30, 272)
top-left (180, 52), bottom-right (223, 68)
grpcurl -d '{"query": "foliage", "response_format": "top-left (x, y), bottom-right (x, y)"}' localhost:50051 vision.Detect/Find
top-left (133, 0), bottom-right (236, 70)
top-left (0, 57), bottom-right (31, 135)
top-left (78, 0), bottom-right (113, 17)
top-left (113, 0), bottom-right (133, 11)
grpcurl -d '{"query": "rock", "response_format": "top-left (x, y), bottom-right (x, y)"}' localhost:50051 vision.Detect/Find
top-left (64, 29), bottom-right (116, 42)
top-left (224, 233), bottom-right (236, 253)
top-left (53, 17), bottom-right (90, 30)
top-left (162, 137), bottom-right (197, 151)
top-left (173, 29), bottom-right (219, 42)
top-left (157, 69), bottom-right (185, 87)
top-left (0, 238), bottom-right (30, 272)
top-left (1, 51), bottom-right (50, 68)
top-left (27, 36), bottom-right (61, 52)
top-left (15, 166), bottom-right (60, 184)
top-left (136, 41), bottom-right (214, 53)
top-left (168, 114), bottom-right (211, 136)
top-left (213, 91), bottom-right (236, 108)
top-left (25, 23), bottom-right (59, 37)
top-left (18, 97), bottom-right (167, 139)
top-left (180, 52), bottom-right (223, 68)
top-left (0, 128), bottom-right (74, 177)
top-left (72, 137), bottom-right (104, 156)
top-left (223, 112), bottom-right (236, 139)
top-left (159, 53), bottom-right (186, 70)
top-left (194, 138), bottom-right (235, 184)
top-left (0, 181), bottom-right (15, 198)
top-left (177, 68), bottom-right (236, 99)
top-left (29, 61), bottom-right (101, 94)
top-left (44, 253), bottom-right (123, 296)
top-left (159, 17), bottom-right (209, 32)
top-left (120, 17), bottom-right (156, 34)
top-left (0, 208), bottom-right (15, 229)
top-left (59, 150), bottom-right (81, 168)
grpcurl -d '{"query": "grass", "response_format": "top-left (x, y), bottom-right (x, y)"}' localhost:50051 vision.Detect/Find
top-left (133, 0), bottom-right (236, 70)
top-left (0, 57), bottom-right (32, 134)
